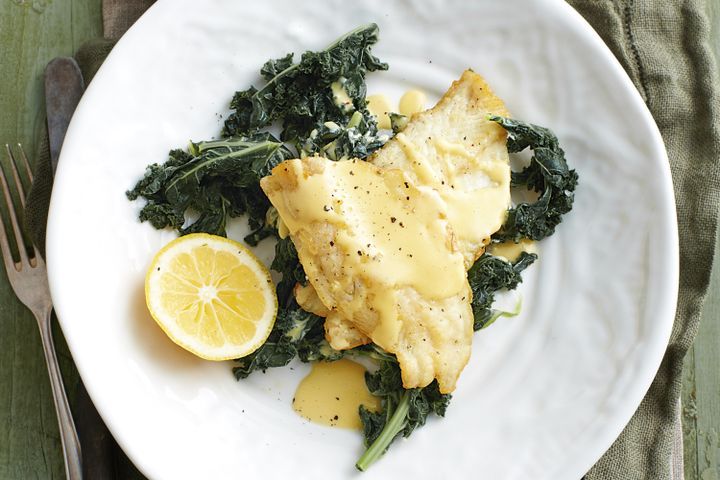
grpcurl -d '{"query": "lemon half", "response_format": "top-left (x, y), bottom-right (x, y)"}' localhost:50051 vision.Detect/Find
top-left (145, 233), bottom-right (277, 360)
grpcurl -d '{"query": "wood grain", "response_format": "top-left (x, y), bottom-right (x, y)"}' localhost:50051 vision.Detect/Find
top-left (0, 1), bottom-right (101, 478)
top-left (686, 223), bottom-right (720, 480)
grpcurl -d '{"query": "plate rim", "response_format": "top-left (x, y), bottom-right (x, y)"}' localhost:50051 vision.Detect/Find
top-left (45, 0), bottom-right (680, 478)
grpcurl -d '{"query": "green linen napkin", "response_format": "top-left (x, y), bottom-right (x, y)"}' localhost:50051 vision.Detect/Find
top-left (568, 2), bottom-right (720, 479)
top-left (25, 1), bottom-right (719, 478)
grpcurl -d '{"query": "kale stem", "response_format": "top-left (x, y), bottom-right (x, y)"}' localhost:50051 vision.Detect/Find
top-left (355, 390), bottom-right (411, 471)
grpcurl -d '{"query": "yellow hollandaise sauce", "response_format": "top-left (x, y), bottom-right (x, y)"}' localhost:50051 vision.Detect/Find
top-left (367, 90), bottom-right (427, 130)
top-left (398, 89), bottom-right (427, 117)
top-left (385, 132), bottom-right (511, 266)
top-left (487, 238), bottom-right (537, 262)
top-left (293, 359), bottom-right (381, 429)
top-left (267, 158), bottom-right (467, 348)
top-left (271, 158), bottom-right (465, 302)
top-left (366, 94), bottom-right (393, 130)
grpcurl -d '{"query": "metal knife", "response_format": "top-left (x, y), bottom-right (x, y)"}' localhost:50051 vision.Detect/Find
top-left (44, 57), bottom-right (84, 175)
top-left (45, 57), bottom-right (118, 479)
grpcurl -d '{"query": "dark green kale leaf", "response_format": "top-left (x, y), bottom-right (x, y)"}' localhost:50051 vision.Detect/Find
top-left (127, 148), bottom-right (194, 230)
top-left (237, 237), bottom-right (343, 371)
top-left (468, 251), bottom-right (537, 331)
top-left (298, 111), bottom-right (388, 161)
top-left (270, 237), bottom-right (306, 306)
top-left (489, 116), bottom-right (578, 243)
top-left (233, 303), bottom-right (326, 378)
top-left (126, 132), bottom-right (292, 239)
top-left (223, 23), bottom-right (388, 147)
top-left (296, 327), bottom-right (344, 363)
top-left (353, 346), bottom-right (451, 471)
top-left (260, 53), bottom-right (294, 81)
top-left (130, 25), bottom-right (391, 247)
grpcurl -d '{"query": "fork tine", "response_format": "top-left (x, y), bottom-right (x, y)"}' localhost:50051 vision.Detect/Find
top-left (6, 145), bottom-right (27, 209)
top-left (15, 143), bottom-right (33, 183)
top-left (0, 151), bottom-right (30, 267)
top-left (10, 142), bottom-right (40, 268)
top-left (0, 192), bottom-right (18, 273)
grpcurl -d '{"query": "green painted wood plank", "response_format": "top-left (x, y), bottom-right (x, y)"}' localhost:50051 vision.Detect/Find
top-left (695, 1), bottom-right (720, 477)
top-left (693, 223), bottom-right (720, 480)
top-left (0, 2), bottom-right (716, 479)
top-left (0, 1), bottom-right (101, 478)
top-left (683, 343), bottom-right (699, 480)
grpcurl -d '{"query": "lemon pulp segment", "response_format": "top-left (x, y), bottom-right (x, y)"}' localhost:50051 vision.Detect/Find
top-left (145, 233), bottom-right (277, 360)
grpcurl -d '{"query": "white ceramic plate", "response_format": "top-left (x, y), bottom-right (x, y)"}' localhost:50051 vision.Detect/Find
top-left (46, 0), bottom-right (678, 479)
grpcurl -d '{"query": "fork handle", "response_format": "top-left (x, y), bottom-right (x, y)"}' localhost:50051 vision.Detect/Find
top-left (36, 307), bottom-right (83, 480)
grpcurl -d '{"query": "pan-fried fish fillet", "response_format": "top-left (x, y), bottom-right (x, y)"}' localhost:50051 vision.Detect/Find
top-left (370, 69), bottom-right (511, 267)
top-left (295, 283), bottom-right (368, 350)
top-left (261, 157), bottom-right (473, 393)
top-left (295, 274), bottom-right (370, 349)
top-left (324, 70), bottom-right (512, 351)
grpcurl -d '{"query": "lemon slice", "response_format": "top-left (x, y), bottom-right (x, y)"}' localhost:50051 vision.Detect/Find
top-left (145, 233), bottom-right (277, 360)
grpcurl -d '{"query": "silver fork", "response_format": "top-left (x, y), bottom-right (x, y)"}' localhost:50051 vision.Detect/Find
top-left (1, 143), bottom-right (82, 480)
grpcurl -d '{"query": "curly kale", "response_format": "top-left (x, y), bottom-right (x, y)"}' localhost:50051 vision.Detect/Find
top-left (489, 116), bottom-right (578, 243)
top-left (223, 23), bottom-right (388, 144)
top-left (223, 24), bottom-right (390, 162)
top-left (353, 346), bottom-right (451, 471)
top-left (468, 252), bottom-right (538, 330)
top-left (270, 237), bottom-right (306, 305)
top-left (128, 24), bottom-right (391, 245)
top-left (298, 111), bottom-right (390, 161)
top-left (233, 303), bottom-right (328, 378)
top-left (126, 133), bottom-right (292, 240)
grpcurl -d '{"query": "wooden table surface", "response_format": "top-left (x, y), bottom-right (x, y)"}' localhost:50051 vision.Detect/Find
top-left (0, 1), bottom-right (718, 479)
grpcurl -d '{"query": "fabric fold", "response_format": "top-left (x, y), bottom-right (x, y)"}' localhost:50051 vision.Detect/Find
top-left (569, 1), bottom-right (720, 478)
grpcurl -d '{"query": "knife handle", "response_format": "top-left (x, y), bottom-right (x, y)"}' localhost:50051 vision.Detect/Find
top-left (44, 57), bottom-right (84, 175)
